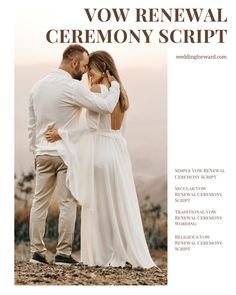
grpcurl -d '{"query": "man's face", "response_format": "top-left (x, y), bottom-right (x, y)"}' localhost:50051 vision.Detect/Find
top-left (73, 52), bottom-right (89, 81)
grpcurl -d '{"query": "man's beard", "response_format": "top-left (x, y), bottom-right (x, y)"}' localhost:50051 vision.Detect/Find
top-left (74, 65), bottom-right (83, 81)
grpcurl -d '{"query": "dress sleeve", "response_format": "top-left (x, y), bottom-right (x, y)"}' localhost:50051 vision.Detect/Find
top-left (56, 127), bottom-right (96, 210)
top-left (85, 84), bottom-right (110, 129)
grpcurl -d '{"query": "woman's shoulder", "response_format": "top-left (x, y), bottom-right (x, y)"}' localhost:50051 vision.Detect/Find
top-left (90, 84), bottom-right (101, 93)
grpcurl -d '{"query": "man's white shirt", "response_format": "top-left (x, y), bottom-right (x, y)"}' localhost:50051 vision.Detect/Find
top-left (28, 69), bottom-right (120, 156)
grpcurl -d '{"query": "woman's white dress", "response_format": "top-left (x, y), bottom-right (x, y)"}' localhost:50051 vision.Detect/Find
top-left (56, 84), bottom-right (156, 268)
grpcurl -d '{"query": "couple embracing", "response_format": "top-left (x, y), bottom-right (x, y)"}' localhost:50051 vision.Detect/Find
top-left (28, 44), bottom-right (157, 269)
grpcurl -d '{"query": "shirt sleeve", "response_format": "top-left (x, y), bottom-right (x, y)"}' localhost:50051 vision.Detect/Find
top-left (73, 81), bottom-right (120, 114)
top-left (28, 92), bottom-right (36, 154)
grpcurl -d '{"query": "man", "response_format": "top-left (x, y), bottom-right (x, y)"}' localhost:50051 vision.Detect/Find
top-left (28, 44), bottom-right (120, 265)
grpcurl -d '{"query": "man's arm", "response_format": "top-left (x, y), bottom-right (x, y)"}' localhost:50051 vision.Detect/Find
top-left (28, 93), bottom-right (36, 154)
top-left (73, 73), bottom-right (120, 114)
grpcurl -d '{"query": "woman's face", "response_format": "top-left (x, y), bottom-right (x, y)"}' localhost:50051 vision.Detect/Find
top-left (88, 66), bottom-right (103, 84)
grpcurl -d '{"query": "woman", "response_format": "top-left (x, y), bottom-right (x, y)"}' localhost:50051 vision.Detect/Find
top-left (45, 51), bottom-right (157, 269)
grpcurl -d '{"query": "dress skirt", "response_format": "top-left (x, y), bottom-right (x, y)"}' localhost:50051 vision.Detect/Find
top-left (57, 128), bottom-right (156, 268)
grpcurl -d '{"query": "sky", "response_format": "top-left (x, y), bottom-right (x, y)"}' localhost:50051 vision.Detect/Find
top-left (14, 2), bottom-right (167, 207)
top-left (15, 5), bottom-right (167, 67)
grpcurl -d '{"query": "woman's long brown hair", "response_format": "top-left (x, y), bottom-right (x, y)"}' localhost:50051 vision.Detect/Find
top-left (89, 51), bottom-right (129, 112)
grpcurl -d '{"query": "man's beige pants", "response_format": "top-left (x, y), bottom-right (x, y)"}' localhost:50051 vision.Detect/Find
top-left (29, 155), bottom-right (78, 257)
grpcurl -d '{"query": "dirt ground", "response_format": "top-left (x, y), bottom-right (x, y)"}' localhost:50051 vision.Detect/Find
top-left (15, 242), bottom-right (167, 286)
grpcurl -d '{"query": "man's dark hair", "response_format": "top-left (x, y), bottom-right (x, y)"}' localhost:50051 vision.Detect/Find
top-left (62, 44), bottom-right (89, 61)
